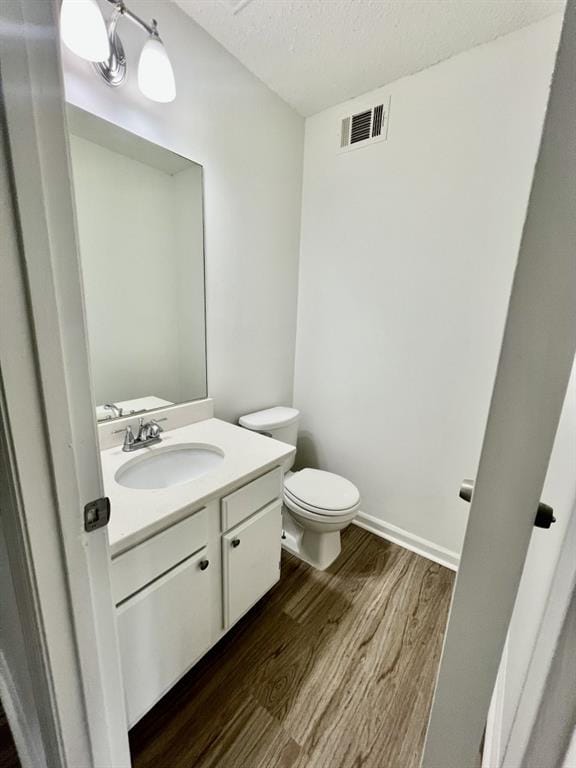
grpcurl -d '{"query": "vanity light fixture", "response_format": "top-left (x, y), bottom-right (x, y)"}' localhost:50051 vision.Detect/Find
top-left (137, 28), bottom-right (177, 103)
top-left (60, 0), bottom-right (110, 62)
top-left (60, 0), bottom-right (176, 104)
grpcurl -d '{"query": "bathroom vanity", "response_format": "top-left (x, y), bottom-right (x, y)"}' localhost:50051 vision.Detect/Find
top-left (68, 106), bottom-right (296, 728)
top-left (100, 410), bottom-right (294, 726)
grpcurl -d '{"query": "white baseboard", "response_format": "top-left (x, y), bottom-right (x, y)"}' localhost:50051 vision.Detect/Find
top-left (353, 512), bottom-right (460, 571)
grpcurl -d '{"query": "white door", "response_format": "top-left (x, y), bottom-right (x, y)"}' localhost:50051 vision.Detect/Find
top-left (422, 4), bottom-right (576, 766)
top-left (0, 1), bottom-right (130, 765)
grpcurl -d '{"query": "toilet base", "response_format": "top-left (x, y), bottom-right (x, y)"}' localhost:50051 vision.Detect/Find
top-left (281, 509), bottom-right (341, 570)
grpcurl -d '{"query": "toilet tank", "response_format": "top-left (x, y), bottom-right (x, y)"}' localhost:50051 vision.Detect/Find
top-left (239, 407), bottom-right (300, 471)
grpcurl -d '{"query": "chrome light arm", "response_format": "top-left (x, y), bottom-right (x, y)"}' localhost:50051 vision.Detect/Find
top-left (94, 1), bottom-right (161, 87)
top-left (107, 0), bottom-right (158, 37)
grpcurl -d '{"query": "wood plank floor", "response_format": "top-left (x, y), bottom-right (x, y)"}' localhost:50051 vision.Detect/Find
top-left (130, 525), bottom-right (455, 768)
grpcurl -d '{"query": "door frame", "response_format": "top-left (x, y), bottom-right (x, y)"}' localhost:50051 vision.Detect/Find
top-left (0, 1), bottom-right (130, 765)
top-left (422, 3), bottom-right (576, 766)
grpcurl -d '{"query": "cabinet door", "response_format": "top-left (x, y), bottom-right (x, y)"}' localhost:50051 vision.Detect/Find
top-left (116, 548), bottom-right (212, 726)
top-left (223, 500), bottom-right (282, 628)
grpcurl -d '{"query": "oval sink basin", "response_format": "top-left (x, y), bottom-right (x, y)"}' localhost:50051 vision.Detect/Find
top-left (115, 444), bottom-right (225, 490)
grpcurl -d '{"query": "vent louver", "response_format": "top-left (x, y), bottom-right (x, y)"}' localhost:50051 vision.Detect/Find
top-left (372, 104), bottom-right (384, 136)
top-left (350, 109), bottom-right (372, 144)
top-left (339, 97), bottom-right (390, 153)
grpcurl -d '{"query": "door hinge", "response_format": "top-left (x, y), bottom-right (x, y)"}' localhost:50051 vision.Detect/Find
top-left (84, 497), bottom-right (111, 532)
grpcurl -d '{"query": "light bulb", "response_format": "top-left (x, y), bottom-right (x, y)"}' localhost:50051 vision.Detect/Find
top-left (138, 36), bottom-right (176, 103)
top-left (60, 0), bottom-right (110, 62)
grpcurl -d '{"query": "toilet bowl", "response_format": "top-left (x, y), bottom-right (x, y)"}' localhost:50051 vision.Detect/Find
top-left (238, 407), bottom-right (360, 570)
top-left (283, 468), bottom-right (360, 568)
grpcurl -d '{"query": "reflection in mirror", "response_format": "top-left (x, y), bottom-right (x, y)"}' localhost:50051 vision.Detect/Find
top-left (67, 106), bottom-right (207, 422)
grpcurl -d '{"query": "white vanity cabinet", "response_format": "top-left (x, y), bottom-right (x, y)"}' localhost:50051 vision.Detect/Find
top-left (220, 467), bottom-right (283, 627)
top-left (116, 547), bottom-right (213, 726)
top-left (110, 465), bottom-right (284, 727)
top-left (222, 501), bottom-right (282, 628)
top-left (111, 505), bottom-right (209, 605)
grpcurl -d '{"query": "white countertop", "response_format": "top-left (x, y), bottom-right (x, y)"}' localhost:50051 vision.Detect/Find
top-left (102, 418), bottom-right (294, 557)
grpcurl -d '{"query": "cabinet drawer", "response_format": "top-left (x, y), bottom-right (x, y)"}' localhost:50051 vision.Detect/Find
top-left (116, 548), bottom-right (213, 727)
top-left (111, 507), bottom-right (207, 605)
top-left (222, 499), bottom-right (282, 628)
top-left (221, 467), bottom-right (282, 531)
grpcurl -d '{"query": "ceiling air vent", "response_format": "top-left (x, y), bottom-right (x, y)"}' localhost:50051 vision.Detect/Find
top-left (339, 97), bottom-right (391, 153)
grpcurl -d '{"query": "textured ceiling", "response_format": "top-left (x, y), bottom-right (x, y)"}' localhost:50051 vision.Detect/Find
top-left (174, 0), bottom-right (563, 116)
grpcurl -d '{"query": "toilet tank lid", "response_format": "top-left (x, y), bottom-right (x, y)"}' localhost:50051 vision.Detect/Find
top-left (239, 406), bottom-right (300, 431)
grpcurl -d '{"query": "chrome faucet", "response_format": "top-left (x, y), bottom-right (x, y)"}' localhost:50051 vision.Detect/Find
top-left (122, 417), bottom-right (164, 452)
top-left (104, 402), bottom-right (123, 418)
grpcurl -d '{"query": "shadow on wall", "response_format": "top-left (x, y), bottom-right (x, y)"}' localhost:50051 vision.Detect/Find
top-left (295, 431), bottom-right (319, 471)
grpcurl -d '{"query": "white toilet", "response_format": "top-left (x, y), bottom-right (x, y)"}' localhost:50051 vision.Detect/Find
top-left (239, 406), bottom-right (360, 570)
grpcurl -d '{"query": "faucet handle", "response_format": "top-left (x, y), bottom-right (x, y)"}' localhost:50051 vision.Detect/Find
top-left (148, 419), bottom-right (164, 438)
top-left (136, 417), bottom-right (148, 442)
top-left (123, 425), bottom-right (135, 451)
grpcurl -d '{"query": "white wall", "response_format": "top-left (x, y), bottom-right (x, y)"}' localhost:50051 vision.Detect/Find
top-left (294, 16), bottom-right (562, 556)
top-left (62, 0), bottom-right (304, 423)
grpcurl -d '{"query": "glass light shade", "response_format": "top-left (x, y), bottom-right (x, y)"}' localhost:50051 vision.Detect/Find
top-left (138, 37), bottom-right (176, 103)
top-left (60, 0), bottom-right (110, 62)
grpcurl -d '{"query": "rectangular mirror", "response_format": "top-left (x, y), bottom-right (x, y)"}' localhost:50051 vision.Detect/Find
top-left (67, 106), bottom-right (207, 422)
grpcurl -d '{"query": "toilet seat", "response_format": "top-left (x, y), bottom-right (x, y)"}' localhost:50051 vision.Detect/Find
top-left (284, 495), bottom-right (359, 526)
top-left (284, 469), bottom-right (360, 517)
top-left (284, 488), bottom-right (360, 518)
